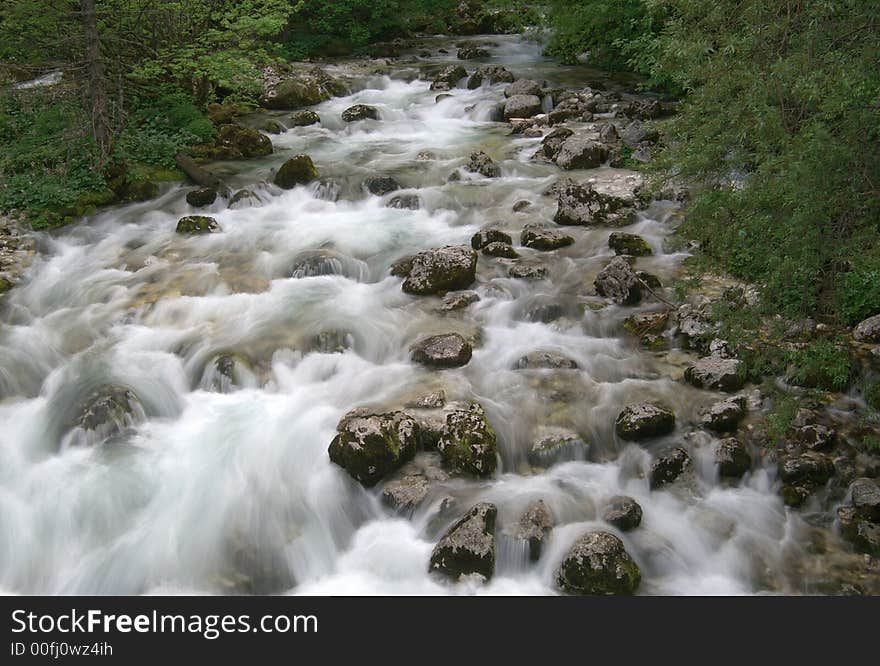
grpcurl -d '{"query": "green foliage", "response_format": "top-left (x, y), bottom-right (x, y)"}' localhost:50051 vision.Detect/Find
top-left (784, 339), bottom-right (853, 392)
top-left (764, 389), bottom-right (799, 441)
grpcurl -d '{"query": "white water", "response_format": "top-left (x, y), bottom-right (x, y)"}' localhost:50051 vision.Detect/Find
top-left (0, 35), bottom-right (816, 595)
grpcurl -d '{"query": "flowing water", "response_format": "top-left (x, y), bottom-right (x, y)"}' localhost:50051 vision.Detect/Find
top-left (0, 35), bottom-right (828, 595)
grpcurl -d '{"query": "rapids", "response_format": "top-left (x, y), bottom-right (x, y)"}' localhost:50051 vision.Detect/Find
top-left (0, 35), bottom-right (824, 595)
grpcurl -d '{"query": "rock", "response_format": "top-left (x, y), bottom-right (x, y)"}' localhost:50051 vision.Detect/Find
top-left (386, 194), bottom-right (421, 210)
top-left (401, 245), bottom-right (478, 295)
top-left (676, 304), bottom-right (715, 349)
top-left (466, 65), bottom-right (514, 89)
top-left (554, 180), bottom-right (633, 227)
top-left (341, 104), bottom-right (379, 122)
top-left (512, 200), bottom-right (531, 212)
top-left (471, 228), bottom-right (513, 250)
top-left (527, 429), bottom-right (588, 467)
top-left (850, 478), bottom-right (880, 522)
top-left (186, 187), bottom-right (217, 207)
top-left (536, 127), bottom-right (574, 161)
top-left (216, 124), bottom-right (273, 159)
top-left (598, 122), bottom-right (619, 143)
top-left (409, 390), bottom-right (447, 409)
top-left (260, 119), bottom-right (285, 134)
top-left (615, 402), bottom-right (675, 440)
top-left (780, 484), bottom-right (812, 507)
top-left (505, 79), bottom-right (543, 98)
top-left (837, 508), bottom-right (880, 556)
top-left (429, 503), bottom-right (497, 581)
top-left (504, 94), bottom-right (542, 120)
top-left (622, 120), bottom-right (659, 148)
top-left (363, 175), bottom-right (400, 195)
top-left (651, 447), bottom-right (691, 488)
top-left (435, 94), bottom-right (452, 104)
top-left (176, 215), bottom-right (220, 235)
top-left (715, 438), bottom-right (752, 478)
top-left (508, 500), bottom-right (555, 561)
top-left (854, 314), bottom-right (880, 343)
top-left (262, 69), bottom-right (340, 109)
top-left (390, 255), bottom-right (414, 277)
top-left (700, 396), bottom-right (747, 432)
top-left (609, 232), bottom-right (652, 257)
top-left (274, 154), bottom-right (319, 189)
top-left (595, 256), bottom-right (641, 305)
top-left (411, 333), bottom-right (473, 368)
top-left (627, 99), bottom-right (662, 120)
top-left (555, 138), bottom-right (606, 170)
top-left (623, 312), bottom-right (668, 336)
top-left (457, 46), bottom-right (489, 59)
top-left (382, 474), bottom-right (429, 513)
top-left (602, 496), bottom-right (643, 531)
top-left (556, 531), bottom-right (641, 595)
top-left (482, 242), bottom-right (518, 258)
top-left (328, 411), bottom-right (420, 486)
top-left (515, 351), bottom-right (578, 370)
top-left (290, 110), bottom-right (320, 126)
top-left (684, 356), bottom-right (744, 392)
top-left (437, 403), bottom-right (497, 476)
top-left (509, 264), bottom-right (547, 280)
top-left (520, 224), bottom-right (574, 251)
top-left (439, 291), bottom-right (480, 312)
top-left (228, 189), bottom-right (258, 209)
top-left (430, 64), bottom-right (467, 90)
top-left (465, 150), bottom-right (500, 177)
top-left (779, 451), bottom-right (835, 486)
top-left (789, 424), bottom-right (836, 451)
top-left (75, 385), bottom-right (144, 440)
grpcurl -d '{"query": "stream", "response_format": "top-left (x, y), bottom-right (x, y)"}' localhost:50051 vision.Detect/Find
top-left (0, 34), bottom-right (840, 595)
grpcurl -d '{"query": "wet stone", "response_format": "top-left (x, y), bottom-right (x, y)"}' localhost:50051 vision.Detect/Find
top-left (471, 228), bottom-right (513, 250)
top-left (615, 402), bottom-right (675, 440)
top-left (651, 447), bottom-right (691, 488)
top-left (429, 502), bottom-right (497, 581)
top-left (506, 500), bottom-right (554, 562)
top-left (715, 438), bottom-right (752, 478)
top-left (700, 396), bottom-right (747, 432)
top-left (482, 242), bottom-right (518, 258)
top-left (411, 333), bottom-right (473, 368)
top-left (602, 496), bottom-right (643, 531)
top-left (515, 351), bottom-right (578, 370)
top-left (527, 429), bottom-right (588, 467)
top-left (556, 531), bottom-right (641, 595)
top-left (438, 290), bottom-right (480, 312)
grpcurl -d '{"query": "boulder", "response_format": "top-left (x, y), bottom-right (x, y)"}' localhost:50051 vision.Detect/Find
top-left (622, 120), bottom-right (659, 148)
top-left (509, 264), bottom-right (548, 280)
top-left (505, 79), bottom-right (543, 98)
top-left (850, 478), bottom-right (880, 522)
top-left (615, 402), bottom-right (675, 440)
top-left (386, 194), bottom-right (421, 210)
top-left (260, 119), bottom-right (285, 134)
top-left (228, 189), bottom-right (259, 209)
top-left (274, 154), bottom-right (319, 189)
top-left (520, 224), bottom-right (574, 251)
top-left (684, 356), bottom-right (744, 392)
top-left (74, 385), bottom-right (144, 440)
top-left (507, 500), bottom-right (555, 562)
top-left (429, 503), bottom-right (497, 581)
top-left (527, 429), bottom-right (588, 467)
top-left (437, 403), bottom-right (497, 476)
top-left (471, 228), bottom-right (513, 250)
top-left (328, 411), bottom-right (420, 486)
top-left (627, 99), bottom-right (662, 120)
top-left (186, 187), bottom-right (217, 208)
top-left (536, 127), bottom-right (574, 161)
top-left (623, 311), bottom-right (668, 336)
top-left (515, 351), bottom-right (578, 370)
top-left (504, 94), bottom-right (542, 120)
top-left (651, 447), bottom-right (691, 488)
top-left (290, 110), bottom-right (320, 126)
top-left (554, 180), bottom-right (633, 227)
top-left (401, 245), bottom-right (478, 295)
top-left (513, 200), bottom-right (531, 212)
top-left (837, 506), bottom-right (880, 556)
top-left (262, 69), bottom-right (340, 109)
top-left (789, 424), bottom-right (836, 451)
top-left (465, 150), bottom-right (500, 178)
top-left (555, 138), bottom-right (606, 170)
top-left (430, 64), bottom-right (468, 90)
top-left (715, 438), bottom-right (752, 478)
top-left (176, 215), bottom-right (220, 235)
top-left (700, 395), bottom-right (747, 432)
top-left (342, 104), bottom-right (379, 122)
top-left (411, 333), bottom-right (473, 368)
top-left (595, 256), bottom-right (641, 305)
top-left (457, 46), bottom-right (489, 59)
top-left (556, 531), bottom-right (641, 595)
top-left (382, 474), bottom-right (429, 513)
top-left (363, 175), bottom-right (400, 195)
top-left (854, 314), bottom-right (880, 343)
top-left (778, 451), bottom-right (835, 486)
top-left (439, 291), bottom-right (480, 312)
top-left (608, 232), bottom-right (652, 257)
top-left (602, 496), bottom-right (643, 531)
top-left (216, 124), bottom-right (273, 159)
top-left (466, 65), bottom-right (514, 89)
top-left (482, 242), bottom-right (518, 258)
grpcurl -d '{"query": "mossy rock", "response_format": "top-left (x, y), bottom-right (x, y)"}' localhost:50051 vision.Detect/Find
top-left (274, 155), bottom-right (319, 189)
top-left (328, 411), bottom-right (420, 486)
top-left (176, 215), bottom-right (220, 235)
top-left (556, 532), bottom-right (641, 595)
top-left (437, 403), bottom-right (497, 476)
top-left (609, 232), bottom-right (652, 257)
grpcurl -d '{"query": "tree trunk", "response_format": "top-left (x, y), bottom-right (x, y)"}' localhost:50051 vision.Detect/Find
top-left (81, 0), bottom-right (112, 159)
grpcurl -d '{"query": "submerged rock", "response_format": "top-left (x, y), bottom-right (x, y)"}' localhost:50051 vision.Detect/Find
top-left (74, 385), bottom-right (144, 440)
top-left (508, 264), bottom-right (548, 280)
top-left (602, 496), bottom-right (643, 532)
top-left (176, 215), bottom-right (220, 235)
top-left (465, 150), bottom-right (500, 178)
top-left (401, 245), bottom-right (478, 295)
top-left (615, 402), bottom-right (675, 440)
top-left (471, 228), bottom-right (513, 250)
top-left (274, 155), bottom-right (319, 189)
top-left (437, 403), bottom-right (497, 476)
top-left (556, 531), bottom-right (641, 595)
top-left (328, 411), bottom-right (420, 487)
top-left (186, 187), bottom-right (217, 208)
top-left (457, 46), bottom-right (489, 60)
top-left (411, 333), bottom-right (473, 368)
top-left (363, 175), bottom-right (400, 195)
top-left (520, 224), bottom-right (574, 251)
top-left (482, 242), bottom-right (518, 258)
top-left (684, 356), bottom-right (744, 392)
top-left (608, 232), bottom-right (652, 256)
top-left (429, 502), bottom-right (497, 581)
top-left (430, 64), bottom-right (467, 90)
top-left (515, 351), bottom-right (578, 370)
top-left (386, 194), bottom-right (420, 210)
top-left (290, 110), bottom-right (320, 126)
top-left (651, 447), bottom-right (691, 488)
top-left (527, 429), bottom-right (588, 467)
top-left (595, 256), bottom-right (641, 305)
top-left (439, 290), bottom-right (480, 312)
top-left (341, 104), bottom-right (379, 122)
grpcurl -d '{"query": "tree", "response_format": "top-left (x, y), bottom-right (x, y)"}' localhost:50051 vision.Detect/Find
top-left (81, 0), bottom-right (112, 158)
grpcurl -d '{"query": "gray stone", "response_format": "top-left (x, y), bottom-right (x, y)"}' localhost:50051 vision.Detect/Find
top-left (556, 531), bottom-right (641, 595)
top-left (615, 402), bottom-right (675, 440)
top-left (411, 333), bottom-right (473, 368)
top-left (429, 503), bottom-right (497, 581)
top-left (602, 496), bottom-right (643, 531)
top-left (595, 256), bottom-right (641, 305)
top-left (401, 245), bottom-right (477, 295)
top-left (684, 356), bottom-right (744, 392)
